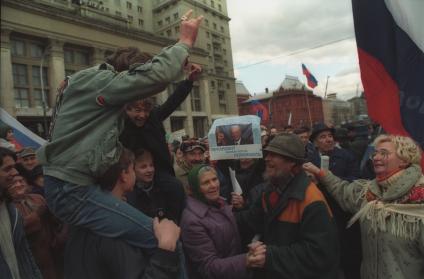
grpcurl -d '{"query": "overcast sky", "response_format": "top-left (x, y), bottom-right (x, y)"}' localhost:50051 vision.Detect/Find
top-left (227, 0), bottom-right (363, 100)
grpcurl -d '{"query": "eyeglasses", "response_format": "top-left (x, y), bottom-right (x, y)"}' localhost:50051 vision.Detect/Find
top-left (370, 149), bottom-right (392, 160)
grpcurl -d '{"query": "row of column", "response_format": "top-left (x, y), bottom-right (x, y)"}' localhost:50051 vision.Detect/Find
top-left (0, 28), bottom-right (106, 116)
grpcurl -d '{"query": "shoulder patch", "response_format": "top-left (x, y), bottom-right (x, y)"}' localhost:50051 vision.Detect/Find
top-left (96, 95), bottom-right (106, 107)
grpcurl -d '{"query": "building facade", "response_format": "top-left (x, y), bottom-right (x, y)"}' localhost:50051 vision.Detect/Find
top-left (238, 76), bottom-right (324, 129)
top-left (1, 0), bottom-right (237, 138)
top-left (322, 93), bottom-right (354, 127)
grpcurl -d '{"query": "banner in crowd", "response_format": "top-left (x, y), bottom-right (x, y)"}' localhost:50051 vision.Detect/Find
top-left (208, 115), bottom-right (262, 160)
top-left (352, 0), bottom-right (424, 167)
top-left (0, 108), bottom-right (46, 149)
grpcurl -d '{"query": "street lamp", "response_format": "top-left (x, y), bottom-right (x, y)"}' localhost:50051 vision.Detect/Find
top-left (40, 49), bottom-right (48, 139)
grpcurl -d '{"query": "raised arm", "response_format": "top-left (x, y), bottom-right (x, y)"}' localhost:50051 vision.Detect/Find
top-left (303, 162), bottom-right (366, 214)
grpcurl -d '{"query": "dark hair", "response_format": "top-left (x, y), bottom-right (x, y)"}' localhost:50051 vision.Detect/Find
top-left (0, 147), bottom-right (16, 167)
top-left (125, 97), bottom-right (155, 111)
top-left (98, 148), bottom-right (135, 191)
top-left (134, 148), bottom-right (153, 162)
top-left (105, 47), bottom-right (152, 72)
top-left (294, 127), bottom-right (309, 135)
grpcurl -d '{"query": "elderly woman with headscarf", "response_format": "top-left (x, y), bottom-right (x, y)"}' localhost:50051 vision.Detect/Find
top-left (180, 164), bottom-right (253, 279)
top-left (303, 134), bottom-right (424, 279)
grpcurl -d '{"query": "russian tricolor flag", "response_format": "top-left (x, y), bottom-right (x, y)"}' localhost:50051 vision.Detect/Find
top-left (0, 108), bottom-right (46, 150)
top-left (249, 99), bottom-right (269, 123)
top-left (352, 0), bottom-right (424, 167)
top-left (302, 63), bottom-right (318, 89)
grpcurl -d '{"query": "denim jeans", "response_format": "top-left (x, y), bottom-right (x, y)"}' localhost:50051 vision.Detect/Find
top-left (44, 175), bottom-right (187, 278)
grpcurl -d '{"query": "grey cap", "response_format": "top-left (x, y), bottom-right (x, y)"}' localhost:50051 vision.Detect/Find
top-left (264, 133), bottom-right (305, 162)
top-left (18, 147), bottom-right (36, 158)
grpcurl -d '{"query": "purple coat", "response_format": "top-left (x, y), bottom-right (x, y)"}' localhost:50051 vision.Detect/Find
top-left (180, 196), bottom-right (250, 279)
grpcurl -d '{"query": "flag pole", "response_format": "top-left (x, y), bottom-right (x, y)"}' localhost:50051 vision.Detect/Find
top-left (324, 76), bottom-right (330, 99)
top-left (304, 87), bottom-right (313, 127)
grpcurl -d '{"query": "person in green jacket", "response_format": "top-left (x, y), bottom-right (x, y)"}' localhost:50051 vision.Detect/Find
top-left (37, 10), bottom-right (203, 254)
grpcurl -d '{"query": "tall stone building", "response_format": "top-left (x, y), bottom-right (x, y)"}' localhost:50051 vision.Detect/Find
top-left (0, 0), bottom-right (237, 138)
top-left (322, 93), bottom-right (354, 127)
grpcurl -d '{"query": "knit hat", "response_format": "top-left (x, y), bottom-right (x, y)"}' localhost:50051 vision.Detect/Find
top-left (264, 133), bottom-right (306, 163)
top-left (188, 164), bottom-right (215, 203)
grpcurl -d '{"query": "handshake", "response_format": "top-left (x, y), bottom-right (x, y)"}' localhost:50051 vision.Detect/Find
top-left (246, 241), bottom-right (267, 268)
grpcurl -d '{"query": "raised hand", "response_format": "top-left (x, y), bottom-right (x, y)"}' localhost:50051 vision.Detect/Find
top-left (178, 10), bottom-right (204, 48)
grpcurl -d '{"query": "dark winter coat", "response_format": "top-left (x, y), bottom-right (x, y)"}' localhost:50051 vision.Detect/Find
top-left (0, 202), bottom-right (42, 279)
top-left (120, 80), bottom-right (193, 176)
top-left (307, 147), bottom-right (362, 279)
top-left (236, 171), bottom-right (339, 279)
top-left (126, 171), bottom-right (186, 224)
top-left (64, 227), bottom-right (179, 279)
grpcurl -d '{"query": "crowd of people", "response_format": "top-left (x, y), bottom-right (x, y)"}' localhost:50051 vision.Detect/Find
top-left (1, 9), bottom-right (423, 279)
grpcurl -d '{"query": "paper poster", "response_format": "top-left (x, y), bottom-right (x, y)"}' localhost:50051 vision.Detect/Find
top-left (208, 115), bottom-right (262, 160)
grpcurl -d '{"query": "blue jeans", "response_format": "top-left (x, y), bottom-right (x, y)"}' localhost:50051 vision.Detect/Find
top-left (44, 175), bottom-right (187, 277)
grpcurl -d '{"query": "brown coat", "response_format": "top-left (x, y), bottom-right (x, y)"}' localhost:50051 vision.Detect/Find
top-left (14, 194), bottom-right (62, 279)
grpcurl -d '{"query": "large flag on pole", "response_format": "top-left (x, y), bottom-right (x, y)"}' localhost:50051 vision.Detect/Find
top-left (352, 0), bottom-right (424, 168)
top-left (301, 63), bottom-right (318, 89)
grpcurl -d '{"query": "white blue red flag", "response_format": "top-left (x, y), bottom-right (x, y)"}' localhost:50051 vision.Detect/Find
top-left (249, 99), bottom-right (269, 123)
top-left (301, 63), bottom-right (318, 89)
top-left (0, 108), bottom-right (46, 149)
top-left (352, 0), bottom-right (424, 167)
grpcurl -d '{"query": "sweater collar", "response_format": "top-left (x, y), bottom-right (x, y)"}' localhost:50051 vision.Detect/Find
top-left (368, 164), bottom-right (422, 201)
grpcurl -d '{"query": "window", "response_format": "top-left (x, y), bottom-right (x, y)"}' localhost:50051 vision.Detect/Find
top-left (30, 43), bottom-right (43, 58)
top-left (64, 45), bottom-right (91, 76)
top-left (128, 15), bottom-right (134, 23)
top-left (174, 26), bottom-right (180, 33)
top-left (205, 19), bottom-right (209, 26)
top-left (11, 37), bottom-right (50, 108)
top-left (11, 39), bottom-right (26, 56)
top-left (206, 31), bottom-right (210, 38)
top-left (223, 48), bottom-right (226, 54)
top-left (138, 19), bottom-right (144, 27)
top-left (158, 20), bottom-right (163, 27)
top-left (116, 11), bottom-right (122, 16)
top-left (191, 86), bottom-right (202, 111)
top-left (210, 80), bottom-right (215, 88)
top-left (64, 48), bottom-right (90, 65)
top-left (165, 16), bottom-right (170, 24)
top-left (126, 1), bottom-right (132, 9)
top-left (211, 0), bottom-right (215, 8)
top-left (166, 29), bottom-right (172, 37)
top-left (220, 26), bottom-right (224, 33)
top-left (218, 4), bottom-right (222, 11)
top-left (137, 6), bottom-right (142, 13)
top-left (193, 117), bottom-right (206, 138)
top-left (173, 12), bottom-right (179, 21)
top-left (226, 83), bottom-right (230, 89)
top-left (213, 23), bottom-right (217, 30)
top-left (171, 117), bottom-right (185, 132)
top-left (207, 43), bottom-right (211, 50)
top-left (218, 91), bottom-right (226, 113)
top-left (217, 80), bottom-right (223, 88)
